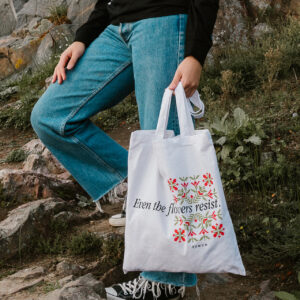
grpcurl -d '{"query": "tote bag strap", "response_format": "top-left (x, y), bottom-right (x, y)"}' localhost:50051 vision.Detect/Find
top-left (156, 81), bottom-right (205, 138)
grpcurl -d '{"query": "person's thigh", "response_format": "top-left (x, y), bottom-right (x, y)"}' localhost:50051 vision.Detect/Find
top-left (130, 14), bottom-right (188, 134)
top-left (31, 24), bottom-right (134, 137)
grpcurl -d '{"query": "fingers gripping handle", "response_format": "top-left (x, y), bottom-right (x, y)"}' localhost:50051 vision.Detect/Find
top-left (155, 81), bottom-right (205, 138)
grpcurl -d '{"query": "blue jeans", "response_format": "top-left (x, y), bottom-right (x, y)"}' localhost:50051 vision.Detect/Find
top-left (30, 13), bottom-right (197, 287)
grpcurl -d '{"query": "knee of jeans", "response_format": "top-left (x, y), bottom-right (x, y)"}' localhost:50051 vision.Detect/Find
top-left (30, 96), bottom-right (62, 138)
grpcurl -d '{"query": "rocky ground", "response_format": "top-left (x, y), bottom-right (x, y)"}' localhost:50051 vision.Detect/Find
top-left (0, 0), bottom-right (299, 299)
top-left (0, 126), bottom-right (291, 300)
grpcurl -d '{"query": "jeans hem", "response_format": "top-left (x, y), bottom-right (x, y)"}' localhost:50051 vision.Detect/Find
top-left (93, 175), bottom-right (128, 203)
top-left (140, 272), bottom-right (198, 287)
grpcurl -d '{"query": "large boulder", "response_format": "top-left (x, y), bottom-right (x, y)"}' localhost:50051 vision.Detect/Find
top-left (0, 168), bottom-right (77, 202)
top-left (0, 198), bottom-right (67, 260)
top-left (0, 34), bottom-right (41, 80)
top-left (42, 273), bottom-right (106, 300)
top-left (0, 0), bottom-right (17, 37)
top-left (213, 0), bottom-right (249, 47)
top-left (35, 23), bottom-right (74, 65)
top-left (17, 0), bottom-right (67, 27)
top-left (67, 0), bottom-right (98, 31)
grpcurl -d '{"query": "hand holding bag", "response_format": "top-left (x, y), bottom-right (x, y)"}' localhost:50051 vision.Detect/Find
top-left (123, 81), bottom-right (246, 276)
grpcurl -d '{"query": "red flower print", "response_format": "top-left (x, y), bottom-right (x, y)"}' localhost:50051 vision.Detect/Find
top-left (182, 193), bottom-right (186, 198)
top-left (211, 211), bottom-right (217, 220)
top-left (211, 223), bottom-right (225, 238)
top-left (179, 217), bottom-right (183, 226)
top-left (173, 228), bottom-right (186, 243)
top-left (173, 195), bottom-right (178, 203)
top-left (203, 218), bottom-right (208, 224)
top-left (197, 191), bottom-right (203, 196)
top-left (203, 173), bottom-right (213, 187)
top-left (188, 231), bottom-right (197, 237)
top-left (190, 195), bottom-right (194, 198)
top-left (185, 221), bottom-right (190, 226)
top-left (168, 178), bottom-right (179, 192)
top-left (181, 182), bottom-right (189, 188)
top-left (191, 181), bottom-right (200, 187)
top-left (207, 190), bottom-right (213, 199)
top-left (194, 219), bottom-right (198, 222)
top-left (199, 228), bottom-right (209, 235)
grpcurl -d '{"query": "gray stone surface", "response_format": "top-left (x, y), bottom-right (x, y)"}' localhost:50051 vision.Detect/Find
top-left (56, 261), bottom-right (85, 276)
top-left (0, 0), bottom-right (17, 37)
top-left (35, 23), bottom-right (73, 65)
top-left (0, 198), bottom-right (67, 260)
top-left (17, 0), bottom-right (67, 27)
top-left (67, 0), bottom-right (98, 31)
top-left (13, 0), bottom-right (28, 12)
top-left (0, 266), bottom-right (45, 298)
top-left (213, 0), bottom-right (249, 47)
top-left (42, 273), bottom-right (106, 300)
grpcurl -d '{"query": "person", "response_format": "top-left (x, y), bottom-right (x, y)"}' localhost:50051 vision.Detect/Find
top-left (30, 0), bottom-right (219, 299)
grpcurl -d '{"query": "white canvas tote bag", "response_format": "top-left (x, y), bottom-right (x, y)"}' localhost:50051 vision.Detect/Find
top-left (123, 81), bottom-right (246, 276)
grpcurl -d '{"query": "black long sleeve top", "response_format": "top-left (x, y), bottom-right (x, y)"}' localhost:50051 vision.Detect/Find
top-left (74, 0), bottom-right (219, 68)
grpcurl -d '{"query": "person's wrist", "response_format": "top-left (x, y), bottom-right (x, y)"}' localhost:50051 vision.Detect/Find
top-left (185, 55), bottom-right (202, 69)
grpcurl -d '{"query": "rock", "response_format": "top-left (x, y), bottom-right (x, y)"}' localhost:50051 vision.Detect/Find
top-left (0, 34), bottom-right (41, 80)
top-left (35, 23), bottom-right (73, 65)
top-left (41, 145), bottom-right (68, 174)
top-left (13, 0), bottom-right (28, 12)
top-left (213, 0), bottom-right (249, 48)
top-left (0, 168), bottom-right (78, 202)
top-left (0, 0), bottom-right (17, 37)
top-left (0, 266), bottom-right (45, 298)
top-left (22, 153), bottom-right (49, 174)
top-left (59, 275), bottom-right (75, 287)
top-left (253, 23), bottom-right (273, 39)
top-left (17, 0), bottom-right (67, 27)
top-left (0, 198), bottom-right (67, 260)
top-left (249, 0), bottom-right (271, 12)
top-left (29, 18), bottom-right (53, 37)
top-left (42, 273), bottom-right (106, 300)
top-left (22, 138), bottom-right (46, 154)
top-left (27, 17), bottom-right (42, 31)
top-left (45, 75), bottom-right (53, 88)
top-left (22, 145), bottom-right (67, 175)
top-left (56, 261), bottom-right (85, 276)
top-left (1, 99), bottom-right (22, 110)
top-left (0, 86), bottom-right (19, 101)
top-left (67, 0), bottom-right (98, 31)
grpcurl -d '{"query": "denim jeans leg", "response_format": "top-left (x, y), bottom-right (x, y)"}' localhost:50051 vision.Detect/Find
top-left (128, 14), bottom-right (197, 286)
top-left (30, 24), bottom-right (135, 202)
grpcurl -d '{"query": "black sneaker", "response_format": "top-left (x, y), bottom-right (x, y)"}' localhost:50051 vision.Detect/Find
top-left (105, 275), bottom-right (185, 300)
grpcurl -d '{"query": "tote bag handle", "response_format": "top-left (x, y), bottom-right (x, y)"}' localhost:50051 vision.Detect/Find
top-left (155, 81), bottom-right (205, 138)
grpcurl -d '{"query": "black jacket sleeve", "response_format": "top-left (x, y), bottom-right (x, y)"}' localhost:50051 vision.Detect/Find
top-left (73, 0), bottom-right (110, 47)
top-left (184, 0), bottom-right (219, 68)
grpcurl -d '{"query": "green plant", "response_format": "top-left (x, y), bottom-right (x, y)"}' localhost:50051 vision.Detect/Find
top-left (102, 236), bottom-right (124, 266)
top-left (67, 232), bottom-right (102, 256)
top-left (48, 5), bottom-right (70, 25)
top-left (203, 107), bottom-right (266, 192)
top-left (93, 93), bottom-right (138, 131)
top-left (5, 148), bottom-right (28, 163)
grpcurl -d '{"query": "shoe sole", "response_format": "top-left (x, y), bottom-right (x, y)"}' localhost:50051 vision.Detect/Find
top-left (106, 293), bottom-right (181, 300)
top-left (108, 218), bottom-right (126, 227)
